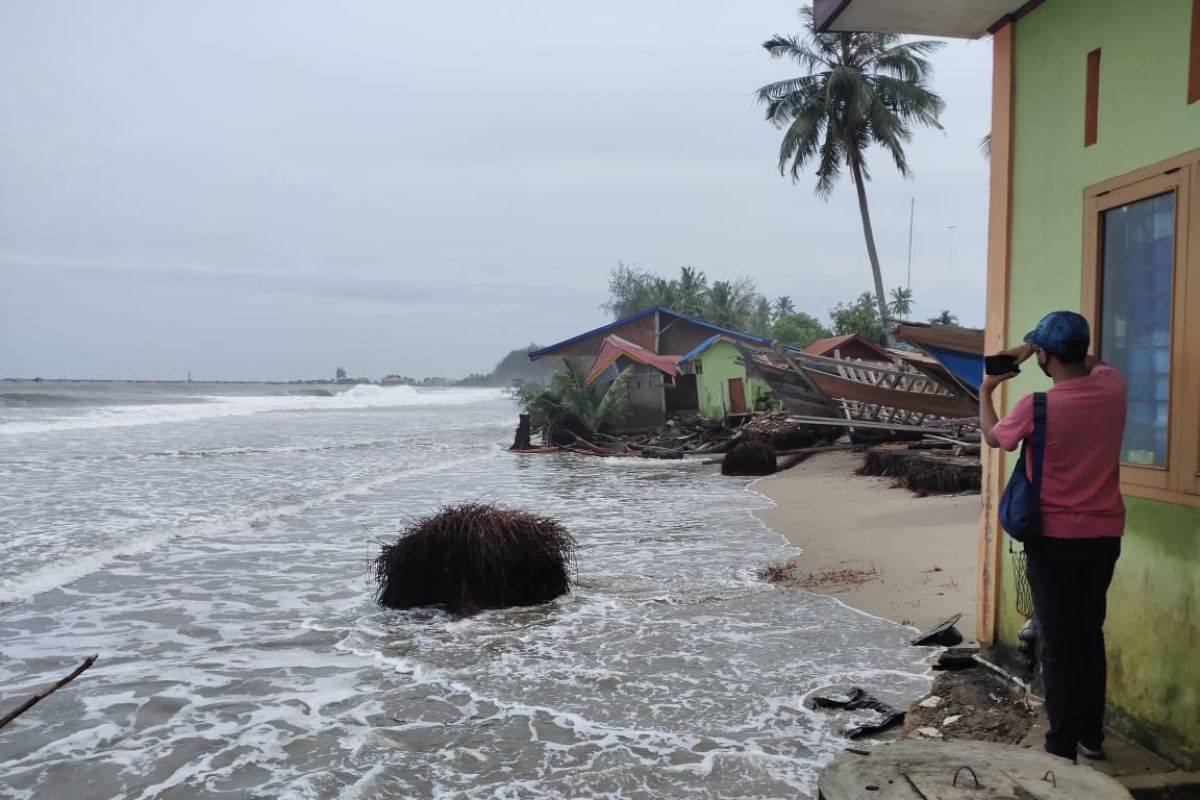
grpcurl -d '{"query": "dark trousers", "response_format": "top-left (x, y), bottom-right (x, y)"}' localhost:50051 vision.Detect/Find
top-left (1024, 537), bottom-right (1120, 760)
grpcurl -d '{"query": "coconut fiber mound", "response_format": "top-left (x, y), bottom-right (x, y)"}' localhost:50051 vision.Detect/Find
top-left (859, 446), bottom-right (981, 495)
top-left (722, 438), bottom-right (778, 476)
top-left (374, 503), bottom-right (577, 616)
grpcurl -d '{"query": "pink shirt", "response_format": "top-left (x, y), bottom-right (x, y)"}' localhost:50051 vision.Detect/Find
top-left (993, 365), bottom-right (1126, 538)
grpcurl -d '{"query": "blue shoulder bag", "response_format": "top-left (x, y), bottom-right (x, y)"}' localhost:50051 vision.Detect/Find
top-left (998, 392), bottom-right (1046, 542)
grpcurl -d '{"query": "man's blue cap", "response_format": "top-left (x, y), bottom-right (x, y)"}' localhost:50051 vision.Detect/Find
top-left (1024, 310), bottom-right (1091, 355)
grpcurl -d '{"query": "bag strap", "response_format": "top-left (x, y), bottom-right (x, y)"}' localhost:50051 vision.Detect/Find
top-left (1030, 392), bottom-right (1047, 500)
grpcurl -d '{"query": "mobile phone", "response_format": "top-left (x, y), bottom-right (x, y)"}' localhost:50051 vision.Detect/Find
top-left (985, 354), bottom-right (1019, 376)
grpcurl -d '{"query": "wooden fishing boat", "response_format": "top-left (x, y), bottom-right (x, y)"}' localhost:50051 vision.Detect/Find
top-left (736, 345), bottom-right (839, 418)
top-left (891, 321), bottom-right (985, 395)
top-left (736, 342), bottom-right (978, 427)
top-left (795, 351), bottom-right (979, 420)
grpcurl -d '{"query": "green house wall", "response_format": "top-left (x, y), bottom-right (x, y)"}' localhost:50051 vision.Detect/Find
top-left (1002, 0), bottom-right (1200, 767)
top-left (694, 340), bottom-right (776, 419)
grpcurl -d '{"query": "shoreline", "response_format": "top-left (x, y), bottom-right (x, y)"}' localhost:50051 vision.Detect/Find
top-left (751, 450), bottom-right (979, 641)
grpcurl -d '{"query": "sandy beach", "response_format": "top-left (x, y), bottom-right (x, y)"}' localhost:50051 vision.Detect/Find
top-left (754, 450), bottom-right (979, 640)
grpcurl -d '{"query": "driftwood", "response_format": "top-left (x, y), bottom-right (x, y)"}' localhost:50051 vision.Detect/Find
top-left (0, 654), bottom-right (98, 730)
top-left (509, 413), bottom-right (533, 451)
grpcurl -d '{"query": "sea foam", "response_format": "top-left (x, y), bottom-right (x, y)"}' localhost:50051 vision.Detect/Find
top-left (0, 385), bottom-right (503, 435)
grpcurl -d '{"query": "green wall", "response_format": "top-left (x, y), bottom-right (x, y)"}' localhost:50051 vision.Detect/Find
top-left (1003, 0), bottom-right (1200, 767)
top-left (694, 340), bottom-right (775, 419)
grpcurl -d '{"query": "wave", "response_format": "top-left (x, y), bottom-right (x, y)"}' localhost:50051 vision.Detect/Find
top-left (0, 392), bottom-right (93, 408)
top-left (0, 452), bottom-right (499, 604)
top-left (0, 385), bottom-right (504, 435)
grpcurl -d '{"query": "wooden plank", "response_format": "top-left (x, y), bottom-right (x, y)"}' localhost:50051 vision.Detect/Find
top-left (783, 415), bottom-right (979, 438)
top-left (803, 369), bottom-right (979, 419)
top-left (979, 20), bottom-right (1015, 648)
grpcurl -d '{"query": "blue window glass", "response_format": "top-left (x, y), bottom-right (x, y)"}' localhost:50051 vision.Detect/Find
top-left (1100, 191), bottom-right (1175, 468)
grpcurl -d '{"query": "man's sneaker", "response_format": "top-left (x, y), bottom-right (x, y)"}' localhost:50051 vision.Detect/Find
top-left (1077, 743), bottom-right (1106, 760)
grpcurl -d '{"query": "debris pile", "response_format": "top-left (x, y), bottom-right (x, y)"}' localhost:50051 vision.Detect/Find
top-left (511, 411), bottom-right (836, 462)
top-left (903, 668), bottom-right (1037, 745)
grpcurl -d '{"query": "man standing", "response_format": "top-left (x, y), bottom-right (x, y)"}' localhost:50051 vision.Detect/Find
top-left (978, 310), bottom-right (1126, 762)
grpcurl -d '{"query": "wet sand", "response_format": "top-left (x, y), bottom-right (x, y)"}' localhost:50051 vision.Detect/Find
top-left (753, 450), bottom-right (979, 641)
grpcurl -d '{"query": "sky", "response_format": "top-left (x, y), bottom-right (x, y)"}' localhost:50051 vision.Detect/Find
top-left (0, 2), bottom-right (993, 381)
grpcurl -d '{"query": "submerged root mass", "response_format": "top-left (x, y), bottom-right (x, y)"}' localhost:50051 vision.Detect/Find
top-left (374, 503), bottom-right (577, 616)
top-left (721, 438), bottom-right (778, 476)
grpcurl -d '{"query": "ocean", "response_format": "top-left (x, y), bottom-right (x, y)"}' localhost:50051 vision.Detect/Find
top-left (0, 381), bottom-right (931, 799)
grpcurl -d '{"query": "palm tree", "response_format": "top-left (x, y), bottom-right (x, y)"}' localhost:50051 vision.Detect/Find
top-left (929, 309), bottom-right (959, 326)
top-left (888, 286), bottom-right (914, 317)
top-left (757, 6), bottom-right (945, 346)
top-left (675, 266), bottom-right (709, 317)
top-left (772, 295), bottom-right (796, 320)
top-left (520, 359), bottom-right (635, 443)
top-left (706, 279), bottom-right (756, 329)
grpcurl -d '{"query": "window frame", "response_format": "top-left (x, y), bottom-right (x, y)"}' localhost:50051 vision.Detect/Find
top-left (1081, 148), bottom-right (1200, 506)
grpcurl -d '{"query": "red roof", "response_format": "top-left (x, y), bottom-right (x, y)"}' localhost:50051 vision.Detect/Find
top-left (802, 334), bottom-right (892, 362)
top-left (585, 336), bottom-right (680, 384)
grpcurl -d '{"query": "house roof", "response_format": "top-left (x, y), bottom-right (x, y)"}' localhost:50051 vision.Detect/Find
top-left (813, 0), bottom-right (1032, 38)
top-left (584, 335), bottom-right (681, 385)
top-left (528, 306), bottom-right (775, 361)
top-left (801, 333), bottom-right (892, 362)
top-left (677, 334), bottom-right (725, 364)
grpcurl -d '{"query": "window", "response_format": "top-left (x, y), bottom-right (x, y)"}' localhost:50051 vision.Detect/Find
top-left (1082, 149), bottom-right (1200, 504)
top-left (1100, 191), bottom-right (1174, 467)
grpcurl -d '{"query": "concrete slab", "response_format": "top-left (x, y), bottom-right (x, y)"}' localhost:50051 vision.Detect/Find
top-left (820, 739), bottom-right (1132, 800)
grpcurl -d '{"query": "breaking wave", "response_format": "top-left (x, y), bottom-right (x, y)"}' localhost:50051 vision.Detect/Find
top-left (0, 385), bottom-right (503, 435)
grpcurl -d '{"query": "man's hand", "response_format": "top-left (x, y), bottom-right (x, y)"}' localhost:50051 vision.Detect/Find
top-left (980, 370), bottom-right (1019, 394)
top-left (1000, 342), bottom-right (1036, 364)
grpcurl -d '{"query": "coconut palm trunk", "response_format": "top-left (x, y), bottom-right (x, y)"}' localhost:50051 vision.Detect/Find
top-left (756, 6), bottom-right (945, 349)
top-left (849, 155), bottom-right (894, 346)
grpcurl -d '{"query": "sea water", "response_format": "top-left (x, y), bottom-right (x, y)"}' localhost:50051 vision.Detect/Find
top-left (0, 382), bottom-right (931, 799)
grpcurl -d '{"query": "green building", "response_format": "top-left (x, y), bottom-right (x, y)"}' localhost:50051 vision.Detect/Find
top-left (678, 335), bottom-right (779, 419)
top-left (818, 0), bottom-right (1200, 769)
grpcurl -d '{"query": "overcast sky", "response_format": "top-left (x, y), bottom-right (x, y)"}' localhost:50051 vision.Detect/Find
top-left (0, 2), bottom-right (992, 381)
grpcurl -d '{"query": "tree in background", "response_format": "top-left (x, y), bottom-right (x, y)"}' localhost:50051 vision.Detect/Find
top-left (603, 261), bottom-right (659, 319)
top-left (888, 286), bottom-right (914, 318)
top-left (929, 309), bottom-right (960, 326)
top-left (704, 279), bottom-right (757, 329)
top-left (772, 311), bottom-right (830, 348)
top-left (829, 292), bottom-right (885, 344)
top-left (747, 296), bottom-right (774, 337)
top-left (335, 367), bottom-right (346, 380)
top-left (773, 296), bottom-right (796, 318)
top-left (675, 266), bottom-right (710, 318)
top-left (757, 6), bottom-right (945, 345)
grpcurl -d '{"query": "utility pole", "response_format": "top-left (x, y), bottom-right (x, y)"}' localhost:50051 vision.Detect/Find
top-left (906, 197), bottom-right (915, 292)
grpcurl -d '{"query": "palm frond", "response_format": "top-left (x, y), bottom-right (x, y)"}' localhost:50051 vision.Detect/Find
top-left (591, 366), bottom-right (634, 433)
